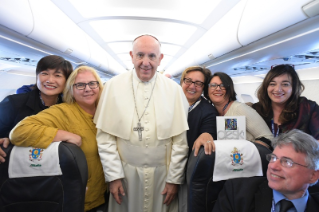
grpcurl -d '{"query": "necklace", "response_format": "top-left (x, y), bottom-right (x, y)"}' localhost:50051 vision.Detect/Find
top-left (271, 118), bottom-right (280, 137)
top-left (132, 73), bottom-right (157, 141)
top-left (220, 100), bottom-right (230, 115)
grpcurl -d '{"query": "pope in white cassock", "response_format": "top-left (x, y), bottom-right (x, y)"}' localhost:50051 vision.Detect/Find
top-left (94, 35), bottom-right (189, 212)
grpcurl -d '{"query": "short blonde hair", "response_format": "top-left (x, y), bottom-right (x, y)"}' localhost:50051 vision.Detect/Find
top-left (63, 66), bottom-right (103, 106)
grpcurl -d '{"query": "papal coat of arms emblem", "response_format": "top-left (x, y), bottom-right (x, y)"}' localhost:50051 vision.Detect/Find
top-left (29, 148), bottom-right (44, 162)
top-left (230, 147), bottom-right (243, 166)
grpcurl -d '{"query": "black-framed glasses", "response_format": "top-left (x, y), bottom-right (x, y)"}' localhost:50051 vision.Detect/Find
top-left (208, 83), bottom-right (227, 90)
top-left (183, 78), bottom-right (204, 88)
top-left (73, 81), bottom-right (99, 90)
top-left (266, 154), bottom-right (308, 168)
top-left (270, 64), bottom-right (295, 70)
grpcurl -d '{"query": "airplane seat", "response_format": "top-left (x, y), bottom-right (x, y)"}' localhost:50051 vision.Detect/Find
top-left (187, 141), bottom-right (271, 212)
top-left (0, 142), bottom-right (88, 212)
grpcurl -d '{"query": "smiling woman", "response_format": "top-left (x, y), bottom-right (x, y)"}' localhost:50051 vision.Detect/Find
top-left (253, 65), bottom-right (319, 139)
top-left (9, 66), bottom-right (107, 211)
top-left (0, 55), bottom-right (73, 163)
top-left (205, 72), bottom-right (273, 148)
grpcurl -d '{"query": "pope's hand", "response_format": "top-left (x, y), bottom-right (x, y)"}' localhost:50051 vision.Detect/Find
top-left (192, 132), bottom-right (215, 156)
top-left (0, 137), bottom-right (10, 163)
top-left (161, 182), bottom-right (178, 205)
top-left (110, 179), bottom-right (125, 204)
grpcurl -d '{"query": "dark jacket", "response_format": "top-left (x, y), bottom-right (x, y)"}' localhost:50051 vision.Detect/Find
top-left (252, 97), bottom-right (319, 139)
top-left (0, 90), bottom-right (62, 138)
top-left (213, 177), bottom-right (319, 212)
top-left (187, 97), bottom-right (218, 156)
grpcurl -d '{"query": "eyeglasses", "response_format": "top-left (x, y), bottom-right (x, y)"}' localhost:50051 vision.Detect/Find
top-left (73, 81), bottom-right (99, 90)
top-left (208, 83), bottom-right (227, 90)
top-left (266, 154), bottom-right (308, 168)
top-left (270, 64), bottom-right (295, 70)
top-left (183, 78), bottom-right (204, 88)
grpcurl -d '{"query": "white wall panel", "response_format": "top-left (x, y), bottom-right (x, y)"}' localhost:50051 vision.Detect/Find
top-left (27, 0), bottom-right (90, 61)
top-left (0, 0), bottom-right (33, 35)
top-left (0, 0), bottom-right (33, 36)
top-left (238, 0), bottom-right (309, 46)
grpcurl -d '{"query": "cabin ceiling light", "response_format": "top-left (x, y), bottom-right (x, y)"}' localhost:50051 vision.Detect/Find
top-left (69, 0), bottom-right (222, 24)
top-left (90, 19), bottom-right (197, 45)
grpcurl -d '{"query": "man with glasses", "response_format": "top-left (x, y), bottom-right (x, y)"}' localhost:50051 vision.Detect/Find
top-left (94, 35), bottom-right (189, 212)
top-left (213, 129), bottom-right (319, 212)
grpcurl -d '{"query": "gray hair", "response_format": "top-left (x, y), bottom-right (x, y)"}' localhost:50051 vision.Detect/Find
top-left (132, 34), bottom-right (162, 47)
top-left (272, 129), bottom-right (319, 171)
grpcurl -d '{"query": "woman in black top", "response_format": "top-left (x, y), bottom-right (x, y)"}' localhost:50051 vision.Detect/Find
top-left (0, 55), bottom-right (73, 162)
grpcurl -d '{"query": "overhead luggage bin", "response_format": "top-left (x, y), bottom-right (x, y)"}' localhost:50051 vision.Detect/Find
top-left (0, 0), bottom-right (33, 36)
top-left (27, 0), bottom-right (90, 62)
top-left (166, 0), bottom-right (246, 76)
top-left (238, 0), bottom-right (310, 46)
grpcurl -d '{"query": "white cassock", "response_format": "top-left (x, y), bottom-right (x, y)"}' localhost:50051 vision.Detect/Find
top-left (94, 70), bottom-right (189, 212)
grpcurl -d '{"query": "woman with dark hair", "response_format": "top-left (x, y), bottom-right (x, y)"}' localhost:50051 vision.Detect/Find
top-left (205, 72), bottom-right (273, 147)
top-left (180, 66), bottom-right (217, 156)
top-left (0, 55), bottom-right (73, 162)
top-left (252, 64), bottom-right (319, 139)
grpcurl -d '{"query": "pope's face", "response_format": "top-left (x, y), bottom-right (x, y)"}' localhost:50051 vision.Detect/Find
top-left (130, 36), bottom-right (163, 82)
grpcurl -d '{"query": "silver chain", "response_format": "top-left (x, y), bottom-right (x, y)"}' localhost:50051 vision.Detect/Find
top-left (132, 73), bottom-right (157, 123)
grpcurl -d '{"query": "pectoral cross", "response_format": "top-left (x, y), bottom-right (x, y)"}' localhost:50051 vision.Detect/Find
top-left (133, 122), bottom-right (144, 141)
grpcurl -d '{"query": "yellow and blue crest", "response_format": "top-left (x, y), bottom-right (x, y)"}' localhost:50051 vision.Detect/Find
top-left (230, 147), bottom-right (244, 166)
top-left (29, 148), bottom-right (44, 162)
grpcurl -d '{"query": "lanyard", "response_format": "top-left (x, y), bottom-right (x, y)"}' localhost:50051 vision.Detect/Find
top-left (271, 119), bottom-right (280, 137)
top-left (271, 199), bottom-right (275, 212)
top-left (188, 97), bottom-right (201, 112)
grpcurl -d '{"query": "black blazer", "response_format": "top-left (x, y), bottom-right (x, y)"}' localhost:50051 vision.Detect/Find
top-left (0, 90), bottom-right (61, 138)
top-left (213, 177), bottom-right (319, 212)
top-left (187, 97), bottom-right (217, 156)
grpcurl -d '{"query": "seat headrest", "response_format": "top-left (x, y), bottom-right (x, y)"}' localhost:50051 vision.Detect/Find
top-left (213, 140), bottom-right (263, 181)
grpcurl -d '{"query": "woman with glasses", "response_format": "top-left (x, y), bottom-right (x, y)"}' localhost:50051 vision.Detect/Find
top-left (252, 64), bottom-right (319, 139)
top-left (205, 72), bottom-right (273, 148)
top-left (0, 55), bottom-right (73, 163)
top-left (10, 66), bottom-right (107, 212)
top-left (179, 66), bottom-right (217, 212)
top-left (180, 66), bottom-right (217, 157)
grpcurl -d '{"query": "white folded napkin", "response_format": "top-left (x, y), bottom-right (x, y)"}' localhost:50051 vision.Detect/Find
top-left (9, 142), bottom-right (62, 178)
top-left (213, 140), bottom-right (263, 182)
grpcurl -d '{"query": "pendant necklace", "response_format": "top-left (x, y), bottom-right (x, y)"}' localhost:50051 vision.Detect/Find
top-left (132, 73), bottom-right (157, 141)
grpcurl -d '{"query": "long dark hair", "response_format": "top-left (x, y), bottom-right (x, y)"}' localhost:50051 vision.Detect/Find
top-left (256, 64), bottom-right (304, 124)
